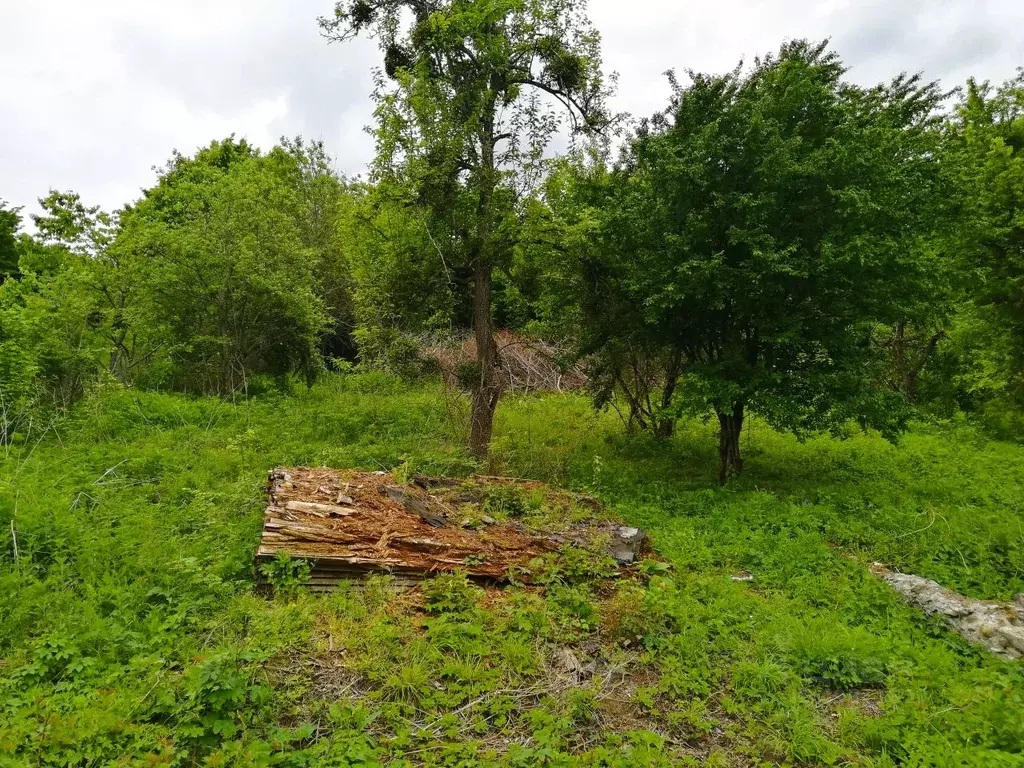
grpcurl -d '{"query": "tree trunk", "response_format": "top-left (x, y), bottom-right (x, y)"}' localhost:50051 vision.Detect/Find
top-left (890, 322), bottom-right (945, 404)
top-left (469, 106), bottom-right (500, 460)
top-left (470, 263), bottom-right (500, 458)
top-left (654, 351), bottom-right (681, 439)
top-left (717, 402), bottom-right (745, 485)
top-left (906, 330), bottom-right (946, 404)
top-left (655, 418), bottom-right (675, 439)
top-left (892, 321), bottom-right (908, 397)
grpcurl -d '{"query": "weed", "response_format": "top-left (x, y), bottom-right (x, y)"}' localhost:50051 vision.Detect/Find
top-left (547, 584), bottom-right (599, 635)
top-left (260, 553), bottom-right (312, 597)
top-left (779, 619), bottom-right (889, 690)
top-left (423, 571), bottom-right (483, 615)
top-left (482, 484), bottom-right (541, 519)
top-left (530, 546), bottom-right (618, 586)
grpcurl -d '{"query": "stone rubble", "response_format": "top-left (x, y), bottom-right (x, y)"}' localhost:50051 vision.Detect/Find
top-left (874, 565), bottom-right (1024, 660)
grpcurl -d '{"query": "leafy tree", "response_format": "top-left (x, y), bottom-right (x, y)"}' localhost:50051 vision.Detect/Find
top-left (564, 41), bottom-right (950, 482)
top-left (279, 137), bottom-right (358, 362)
top-left (31, 190), bottom-right (115, 258)
top-left (116, 138), bottom-right (330, 394)
top-left (946, 71), bottom-right (1024, 418)
top-left (336, 181), bottom-right (458, 372)
top-left (321, 0), bottom-right (613, 457)
top-left (0, 200), bottom-right (22, 282)
top-left (0, 198), bottom-right (111, 440)
top-left (872, 321), bottom-right (948, 403)
top-left (20, 190), bottom-right (146, 380)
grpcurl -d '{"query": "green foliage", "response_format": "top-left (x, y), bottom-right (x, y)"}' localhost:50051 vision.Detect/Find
top-left (423, 571), bottom-right (484, 615)
top-left (321, 0), bottom-right (614, 456)
top-left (922, 71), bottom-right (1024, 436)
top-left (0, 200), bottom-right (21, 282)
top-left (32, 189), bottom-right (115, 258)
top-left (0, 377), bottom-right (1022, 765)
top-left (0, 138), bottom-right (353, 435)
top-left (546, 41), bottom-right (953, 479)
top-left (530, 546), bottom-right (618, 586)
top-left (482, 483), bottom-right (534, 518)
top-left (0, 190), bottom-right (130, 441)
top-left (779, 619), bottom-right (889, 690)
top-left (260, 553), bottom-right (312, 597)
top-left (0, 257), bottom-right (106, 441)
top-left (5, 17), bottom-right (1024, 767)
top-left (115, 138), bottom-right (331, 393)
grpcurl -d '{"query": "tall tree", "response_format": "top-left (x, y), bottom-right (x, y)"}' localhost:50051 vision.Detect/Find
top-left (31, 190), bottom-right (115, 259)
top-left (279, 137), bottom-right (358, 361)
top-left (0, 200), bottom-right (22, 282)
top-left (321, 0), bottom-right (612, 457)
top-left (0, 194), bottom-right (113, 435)
top-left (950, 71), bottom-right (1024, 410)
top-left (565, 41), bottom-right (950, 482)
top-left (23, 191), bottom-right (142, 378)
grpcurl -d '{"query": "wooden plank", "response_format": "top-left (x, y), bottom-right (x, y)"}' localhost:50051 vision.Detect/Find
top-left (283, 500), bottom-right (359, 517)
top-left (265, 522), bottom-right (363, 544)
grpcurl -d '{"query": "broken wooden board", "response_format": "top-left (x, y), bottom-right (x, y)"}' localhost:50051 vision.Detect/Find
top-left (255, 467), bottom-right (649, 591)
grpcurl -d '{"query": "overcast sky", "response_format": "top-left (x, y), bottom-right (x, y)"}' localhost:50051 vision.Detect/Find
top-left (2, 0), bottom-right (1022, 221)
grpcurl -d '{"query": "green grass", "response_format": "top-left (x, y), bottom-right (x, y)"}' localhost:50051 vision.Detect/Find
top-left (1, 373), bottom-right (1023, 766)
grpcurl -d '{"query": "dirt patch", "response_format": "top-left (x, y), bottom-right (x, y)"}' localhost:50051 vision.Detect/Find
top-left (256, 468), bottom-right (649, 590)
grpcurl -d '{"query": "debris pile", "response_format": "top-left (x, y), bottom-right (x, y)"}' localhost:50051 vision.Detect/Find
top-left (424, 330), bottom-right (588, 394)
top-left (873, 565), bottom-right (1024, 660)
top-left (256, 468), bottom-right (648, 590)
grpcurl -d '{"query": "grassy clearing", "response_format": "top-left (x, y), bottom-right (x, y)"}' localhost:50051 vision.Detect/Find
top-left (1, 374), bottom-right (1023, 766)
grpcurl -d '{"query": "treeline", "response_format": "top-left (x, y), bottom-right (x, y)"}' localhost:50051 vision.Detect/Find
top-left (1, 0), bottom-right (1022, 481)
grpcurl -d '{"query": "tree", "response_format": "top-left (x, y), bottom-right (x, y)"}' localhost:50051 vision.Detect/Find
top-left (0, 200), bottom-right (22, 282)
top-left (20, 190), bottom-right (146, 380)
top-left (564, 41), bottom-right (949, 482)
top-left (949, 71), bottom-right (1024, 411)
top-left (32, 190), bottom-right (115, 258)
top-left (0, 194), bottom-right (113, 438)
top-left (279, 137), bottom-right (359, 362)
top-left (321, 0), bottom-right (613, 457)
top-left (336, 180), bottom-right (460, 373)
top-left (116, 138), bottom-right (330, 393)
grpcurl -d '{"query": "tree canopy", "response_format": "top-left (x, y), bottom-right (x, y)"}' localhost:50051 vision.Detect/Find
top-left (543, 41), bottom-right (952, 480)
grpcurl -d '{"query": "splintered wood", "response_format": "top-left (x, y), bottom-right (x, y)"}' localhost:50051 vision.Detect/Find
top-left (256, 467), bottom-right (648, 591)
top-left (258, 468), bottom-right (551, 589)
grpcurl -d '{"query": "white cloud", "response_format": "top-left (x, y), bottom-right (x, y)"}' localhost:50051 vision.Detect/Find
top-left (2, 0), bottom-right (1022, 221)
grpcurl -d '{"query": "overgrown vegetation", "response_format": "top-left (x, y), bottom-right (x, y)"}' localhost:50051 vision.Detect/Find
top-left (3, 5), bottom-right (1024, 764)
top-left (4, 42), bottom-right (1023, 478)
top-left (1, 376), bottom-right (1022, 765)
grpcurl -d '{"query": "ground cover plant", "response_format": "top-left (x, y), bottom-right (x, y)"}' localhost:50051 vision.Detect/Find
top-left (1, 373), bottom-right (1022, 766)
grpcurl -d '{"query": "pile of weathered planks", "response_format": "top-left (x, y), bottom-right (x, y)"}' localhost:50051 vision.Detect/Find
top-left (255, 467), bottom-right (647, 591)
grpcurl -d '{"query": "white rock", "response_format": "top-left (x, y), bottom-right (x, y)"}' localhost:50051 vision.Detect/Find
top-left (879, 569), bottom-right (1024, 660)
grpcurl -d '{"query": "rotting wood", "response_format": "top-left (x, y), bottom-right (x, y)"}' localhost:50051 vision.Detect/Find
top-left (381, 484), bottom-right (447, 527)
top-left (255, 467), bottom-right (653, 591)
top-left (283, 500), bottom-right (357, 517)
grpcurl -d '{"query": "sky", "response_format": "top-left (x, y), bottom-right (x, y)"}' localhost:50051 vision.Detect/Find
top-left (2, 0), bottom-right (1023, 222)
